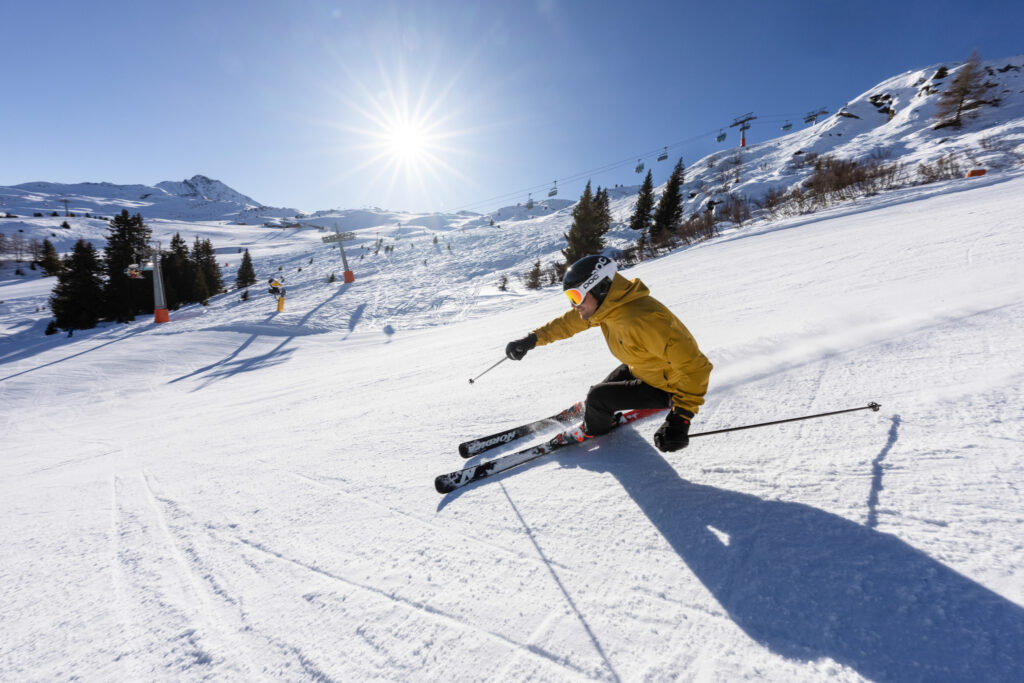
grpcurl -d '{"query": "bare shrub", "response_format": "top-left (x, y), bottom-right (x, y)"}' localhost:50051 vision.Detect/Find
top-left (720, 195), bottom-right (752, 226)
top-left (803, 155), bottom-right (906, 207)
top-left (980, 135), bottom-right (1024, 168)
top-left (917, 153), bottom-right (963, 183)
top-left (757, 187), bottom-right (789, 220)
top-left (679, 211), bottom-right (716, 244)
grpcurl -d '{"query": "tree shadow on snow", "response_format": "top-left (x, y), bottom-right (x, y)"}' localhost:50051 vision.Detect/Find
top-left (1, 324), bottom-right (148, 383)
top-left (169, 283), bottom-right (352, 391)
top-left (573, 432), bottom-right (1024, 682)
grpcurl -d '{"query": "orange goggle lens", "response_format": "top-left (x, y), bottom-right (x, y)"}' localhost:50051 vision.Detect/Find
top-left (565, 288), bottom-right (585, 306)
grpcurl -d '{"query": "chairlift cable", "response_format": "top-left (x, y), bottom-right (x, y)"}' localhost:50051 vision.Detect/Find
top-left (452, 108), bottom-right (831, 213)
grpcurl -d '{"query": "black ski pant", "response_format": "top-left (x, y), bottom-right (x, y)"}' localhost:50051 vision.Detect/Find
top-left (584, 364), bottom-right (672, 435)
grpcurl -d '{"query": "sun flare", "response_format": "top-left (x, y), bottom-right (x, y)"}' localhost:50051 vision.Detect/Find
top-left (326, 58), bottom-right (478, 209)
top-left (385, 122), bottom-right (429, 161)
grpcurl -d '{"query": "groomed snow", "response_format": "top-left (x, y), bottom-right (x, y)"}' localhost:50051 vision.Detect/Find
top-left (2, 169), bottom-right (1023, 681)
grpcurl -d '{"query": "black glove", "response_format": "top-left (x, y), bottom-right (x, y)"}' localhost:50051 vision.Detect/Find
top-left (654, 408), bottom-right (692, 452)
top-left (505, 333), bottom-right (537, 361)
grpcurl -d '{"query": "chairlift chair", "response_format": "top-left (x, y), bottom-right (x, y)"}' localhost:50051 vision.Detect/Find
top-left (657, 147), bottom-right (668, 162)
top-left (716, 130), bottom-right (727, 143)
top-left (526, 193), bottom-right (534, 210)
top-left (782, 121), bottom-right (793, 131)
top-left (548, 181), bottom-right (558, 197)
top-left (635, 159), bottom-right (645, 173)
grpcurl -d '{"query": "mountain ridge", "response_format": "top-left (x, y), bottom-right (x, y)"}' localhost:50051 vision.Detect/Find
top-left (1, 174), bottom-right (298, 222)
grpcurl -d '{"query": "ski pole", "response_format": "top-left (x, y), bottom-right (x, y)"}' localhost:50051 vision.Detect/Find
top-left (691, 402), bottom-right (881, 438)
top-left (469, 356), bottom-right (507, 384)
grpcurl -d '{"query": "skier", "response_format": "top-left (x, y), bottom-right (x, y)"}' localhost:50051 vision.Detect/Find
top-left (504, 254), bottom-right (712, 452)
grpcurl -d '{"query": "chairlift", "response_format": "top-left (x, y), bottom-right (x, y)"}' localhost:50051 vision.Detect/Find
top-left (526, 193), bottom-right (534, 210)
top-left (548, 181), bottom-right (558, 197)
top-left (804, 108), bottom-right (829, 126)
top-left (125, 263), bottom-right (143, 279)
top-left (635, 159), bottom-right (645, 173)
top-left (716, 130), bottom-right (727, 143)
top-left (782, 121), bottom-right (793, 132)
top-left (657, 147), bottom-right (668, 162)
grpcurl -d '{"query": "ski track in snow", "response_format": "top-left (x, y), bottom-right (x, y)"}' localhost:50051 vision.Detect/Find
top-left (230, 534), bottom-right (594, 680)
top-left (283, 469), bottom-right (576, 573)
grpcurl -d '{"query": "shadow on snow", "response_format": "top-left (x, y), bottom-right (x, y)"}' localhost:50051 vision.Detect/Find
top-left (570, 431), bottom-right (1024, 682)
top-left (169, 283), bottom-right (353, 391)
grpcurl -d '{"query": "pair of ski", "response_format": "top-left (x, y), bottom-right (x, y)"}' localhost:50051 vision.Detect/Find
top-left (436, 402), bottom-right (665, 494)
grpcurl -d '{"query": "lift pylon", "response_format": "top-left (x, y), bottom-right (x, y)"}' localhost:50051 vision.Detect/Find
top-left (730, 112), bottom-right (757, 147)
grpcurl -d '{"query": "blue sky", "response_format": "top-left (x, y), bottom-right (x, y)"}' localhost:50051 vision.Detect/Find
top-left (4, 0), bottom-right (1022, 213)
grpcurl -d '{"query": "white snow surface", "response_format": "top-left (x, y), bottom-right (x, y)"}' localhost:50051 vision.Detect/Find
top-left (3, 172), bottom-right (1024, 681)
top-left (3, 55), bottom-right (1024, 681)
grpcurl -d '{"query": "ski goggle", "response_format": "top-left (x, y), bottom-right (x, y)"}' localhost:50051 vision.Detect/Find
top-left (563, 256), bottom-right (617, 307)
top-left (565, 287), bottom-right (587, 307)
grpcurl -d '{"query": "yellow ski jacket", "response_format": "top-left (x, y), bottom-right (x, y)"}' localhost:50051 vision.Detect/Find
top-left (532, 273), bottom-right (712, 415)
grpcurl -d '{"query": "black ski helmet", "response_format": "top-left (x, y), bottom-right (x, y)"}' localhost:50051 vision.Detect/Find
top-left (562, 254), bottom-right (617, 306)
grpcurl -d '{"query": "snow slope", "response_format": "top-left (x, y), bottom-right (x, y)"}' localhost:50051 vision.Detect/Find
top-left (2, 168), bottom-right (1024, 681)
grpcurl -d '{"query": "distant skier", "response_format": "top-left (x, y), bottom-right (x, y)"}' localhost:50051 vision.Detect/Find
top-left (504, 254), bottom-right (712, 452)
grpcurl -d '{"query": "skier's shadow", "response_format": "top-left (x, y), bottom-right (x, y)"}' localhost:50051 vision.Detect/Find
top-left (573, 432), bottom-right (1024, 682)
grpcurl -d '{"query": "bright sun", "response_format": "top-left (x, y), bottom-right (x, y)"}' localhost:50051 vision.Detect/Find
top-left (385, 122), bottom-right (429, 162)
top-left (330, 60), bottom-right (474, 207)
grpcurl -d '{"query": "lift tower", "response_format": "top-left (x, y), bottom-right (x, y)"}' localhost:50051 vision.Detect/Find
top-left (730, 113), bottom-right (757, 147)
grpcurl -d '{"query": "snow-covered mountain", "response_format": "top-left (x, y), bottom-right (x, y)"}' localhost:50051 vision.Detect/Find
top-left (0, 175), bottom-right (298, 222)
top-left (666, 55), bottom-right (1024, 220)
top-left (153, 175), bottom-right (260, 206)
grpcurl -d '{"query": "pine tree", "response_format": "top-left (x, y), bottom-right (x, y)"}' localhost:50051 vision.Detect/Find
top-left (562, 181), bottom-right (605, 264)
top-left (651, 158), bottom-right (685, 245)
top-left (103, 210), bottom-right (152, 322)
top-left (193, 268), bottom-right (210, 305)
top-left (594, 186), bottom-right (612, 235)
top-left (636, 229), bottom-right (649, 260)
top-left (39, 239), bottom-right (63, 276)
top-left (629, 170), bottom-right (655, 233)
top-left (236, 248), bottom-right (256, 289)
top-left (50, 239), bottom-right (105, 330)
top-left (190, 237), bottom-right (223, 303)
top-left (203, 240), bottom-right (224, 294)
top-left (935, 50), bottom-right (994, 129)
top-left (525, 260), bottom-right (543, 289)
top-left (162, 232), bottom-right (191, 309)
